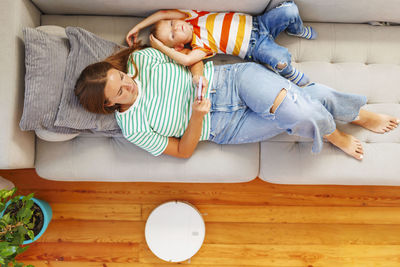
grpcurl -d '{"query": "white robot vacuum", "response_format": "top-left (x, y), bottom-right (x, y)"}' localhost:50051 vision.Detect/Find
top-left (145, 201), bottom-right (206, 262)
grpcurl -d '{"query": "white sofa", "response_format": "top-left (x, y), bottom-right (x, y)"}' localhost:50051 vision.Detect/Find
top-left (1, 0), bottom-right (400, 185)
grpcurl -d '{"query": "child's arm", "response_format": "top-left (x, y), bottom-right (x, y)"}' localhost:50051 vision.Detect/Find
top-left (150, 34), bottom-right (207, 66)
top-left (126, 10), bottom-right (186, 46)
top-left (188, 55), bottom-right (209, 96)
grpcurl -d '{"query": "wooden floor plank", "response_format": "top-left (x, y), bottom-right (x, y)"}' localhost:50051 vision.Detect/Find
top-left (204, 222), bottom-right (400, 245)
top-left (51, 203), bottom-right (142, 221)
top-left (38, 220), bottom-right (145, 243)
top-left (140, 244), bottom-right (400, 267)
top-left (143, 204), bottom-right (400, 224)
top-left (17, 242), bottom-right (139, 263)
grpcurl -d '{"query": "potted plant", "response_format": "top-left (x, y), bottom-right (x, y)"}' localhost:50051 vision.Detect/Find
top-left (0, 188), bottom-right (52, 267)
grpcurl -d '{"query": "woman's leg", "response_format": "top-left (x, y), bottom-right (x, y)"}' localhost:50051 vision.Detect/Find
top-left (238, 64), bottom-right (372, 159)
top-left (324, 129), bottom-right (364, 160)
top-left (233, 63), bottom-right (336, 153)
top-left (209, 109), bottom-right (285, 144)
top-left (302, 83), bottom-right (399, 132)
top-left (302, 83), bottom-right (367, 122)
top-left (351, 110), bottom-right (399, 133)
top-left (274, 88), bottom-right (366, 160)
top-left (211, 63), bottom-right (372, 159)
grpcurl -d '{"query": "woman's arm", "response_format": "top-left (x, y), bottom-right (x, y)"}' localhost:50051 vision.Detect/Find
top-left (150, 34), bottom-right (207, 66)
top-left (126, 10), bottom-right (187, 46)
top-left (163, 56), bottom-right (210, 158)
top-left (163, 99), bottom-right (211, 158)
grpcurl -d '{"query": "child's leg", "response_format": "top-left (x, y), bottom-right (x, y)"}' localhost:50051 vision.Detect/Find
top-left (258, 1), bottom-right (317, 40)
top-left (251, 37), bottom-right (310, 86)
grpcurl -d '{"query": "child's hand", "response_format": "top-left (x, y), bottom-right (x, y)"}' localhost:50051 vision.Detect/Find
top-left (149, 34), bottom-right (166, 50)
top-left (192, 98), bottom-right (211, 118)
top-left (126, 27), bottom-right (140, 47)
top-left (192, 75), bottom-right (209, 99)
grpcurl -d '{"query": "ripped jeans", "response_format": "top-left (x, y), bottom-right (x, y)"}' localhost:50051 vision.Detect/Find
top-left (208, 63), bottom-right (367, 153)
top-left (245, 1), bottom-right (303, 76)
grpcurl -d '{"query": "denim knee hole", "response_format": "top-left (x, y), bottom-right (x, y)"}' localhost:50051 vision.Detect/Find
top-left (270, 88), bottom-right (288, 114)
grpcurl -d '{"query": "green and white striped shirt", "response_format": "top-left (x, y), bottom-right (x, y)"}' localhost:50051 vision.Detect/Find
top-left (115, 48), bottom-right (214, 156)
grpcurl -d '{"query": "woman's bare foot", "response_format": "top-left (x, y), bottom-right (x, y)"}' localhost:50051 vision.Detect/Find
top-left (324, 129), bottom-right (364, 160)
top-left (352, 109), bottom-right (399, 133)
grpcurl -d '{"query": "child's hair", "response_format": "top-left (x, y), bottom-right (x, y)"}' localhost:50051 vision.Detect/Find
top-left (150, 21), bottom-right (164, 40)
top-left (75, 43), bottom-right (144, 114)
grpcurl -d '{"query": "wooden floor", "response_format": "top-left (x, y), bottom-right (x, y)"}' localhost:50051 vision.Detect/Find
top-left (2, 169), bottom-right (400, 267)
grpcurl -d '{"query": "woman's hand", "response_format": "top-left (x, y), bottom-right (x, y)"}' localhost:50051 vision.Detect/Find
top-left (149, 34), bottom-right (167, 51)
top-left (192, 97), bottom-right (211, 119)
top-left (126, 27), bottom-right (140, 47)
top-left (192, 75), bottom-right (209, 99)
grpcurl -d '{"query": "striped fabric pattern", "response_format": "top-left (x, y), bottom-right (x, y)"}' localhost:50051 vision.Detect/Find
top-left (286, 26), bottom-right (316, 40)
top-left (115, 48), bottom-right (214, 156)
top-left (284, 68), bottom-right (305, 85)
top-left (179, 10), bottom-right (252, 59)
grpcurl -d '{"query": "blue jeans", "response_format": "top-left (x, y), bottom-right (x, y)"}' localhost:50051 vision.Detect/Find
top-left (208, 63), bottom-right (367, 153)
top-left (245, 1), bottom-right (304, 76)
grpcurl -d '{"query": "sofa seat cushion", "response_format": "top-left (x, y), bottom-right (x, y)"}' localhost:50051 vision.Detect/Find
top-left (35, 136), bottom-right (259, 182)
top-left (259, 22), bottom-right (400, 185)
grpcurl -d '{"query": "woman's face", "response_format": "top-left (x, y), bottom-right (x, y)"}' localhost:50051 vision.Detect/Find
top-left (104, 68), bottom-right (138, 109)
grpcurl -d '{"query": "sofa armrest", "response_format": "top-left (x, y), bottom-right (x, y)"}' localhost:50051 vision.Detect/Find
top-left (0, 0), bottom-right (41, 169)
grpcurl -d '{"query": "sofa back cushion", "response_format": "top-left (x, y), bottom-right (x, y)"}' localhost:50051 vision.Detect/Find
top-left (33, 0), bottom-right (400, 23)
top-left (32, 0), bottom-right (270, 16)
top-left (20, 27), bottom-right (72, 132)
top-left (268, 0), bottom-right (400, 23)
top-left (54, 27), bottom-right (124, 132)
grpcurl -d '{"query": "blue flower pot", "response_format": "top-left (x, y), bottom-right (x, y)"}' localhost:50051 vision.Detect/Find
top-left (1, 197), bottom-right (52, 245)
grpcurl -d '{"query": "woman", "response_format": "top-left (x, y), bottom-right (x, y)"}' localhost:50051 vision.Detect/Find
top-left (75, 46), bottom-right (399, 160)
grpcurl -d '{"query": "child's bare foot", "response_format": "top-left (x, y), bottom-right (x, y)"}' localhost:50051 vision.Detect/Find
top-left (352, 109), bottom-right (399, 133)
top-left (324, 129), bottom-right (364, 160)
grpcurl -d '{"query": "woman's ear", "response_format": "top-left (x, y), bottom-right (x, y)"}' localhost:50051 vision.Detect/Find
top-left (104, 100), bottom-right (114, 107)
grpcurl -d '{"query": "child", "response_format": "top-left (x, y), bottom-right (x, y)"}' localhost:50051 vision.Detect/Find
top-left (126, 1), bottom-right (317, 86)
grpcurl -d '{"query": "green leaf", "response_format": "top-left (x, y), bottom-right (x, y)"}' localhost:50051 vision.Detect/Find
top-left (27, 229), bottom-right (34, 240)
top-left (16, 245), bottom-right (29, 254)
top-left (0, 188), bottom-right (16, 201)
top-left (1, 213), bottom-right (11, 223)
top-left (0, 242), bottom-right (9, 249)
top-left (0, 245), bottom-right (17, 257)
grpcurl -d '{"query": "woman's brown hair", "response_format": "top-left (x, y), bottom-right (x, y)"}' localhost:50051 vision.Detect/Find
top-left (75, 43), bottom-right (145, 114)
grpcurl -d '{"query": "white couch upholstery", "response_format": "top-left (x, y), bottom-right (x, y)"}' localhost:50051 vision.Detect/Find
top-left (1, 0), bottom-right (400, 184)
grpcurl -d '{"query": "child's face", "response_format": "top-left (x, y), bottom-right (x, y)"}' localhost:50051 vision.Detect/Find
top-left (156, 19), bottom-right (193, 49)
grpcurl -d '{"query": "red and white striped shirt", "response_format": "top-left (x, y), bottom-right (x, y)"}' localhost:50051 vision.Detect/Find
top-left (178, 10), bottom-right (253, 59)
